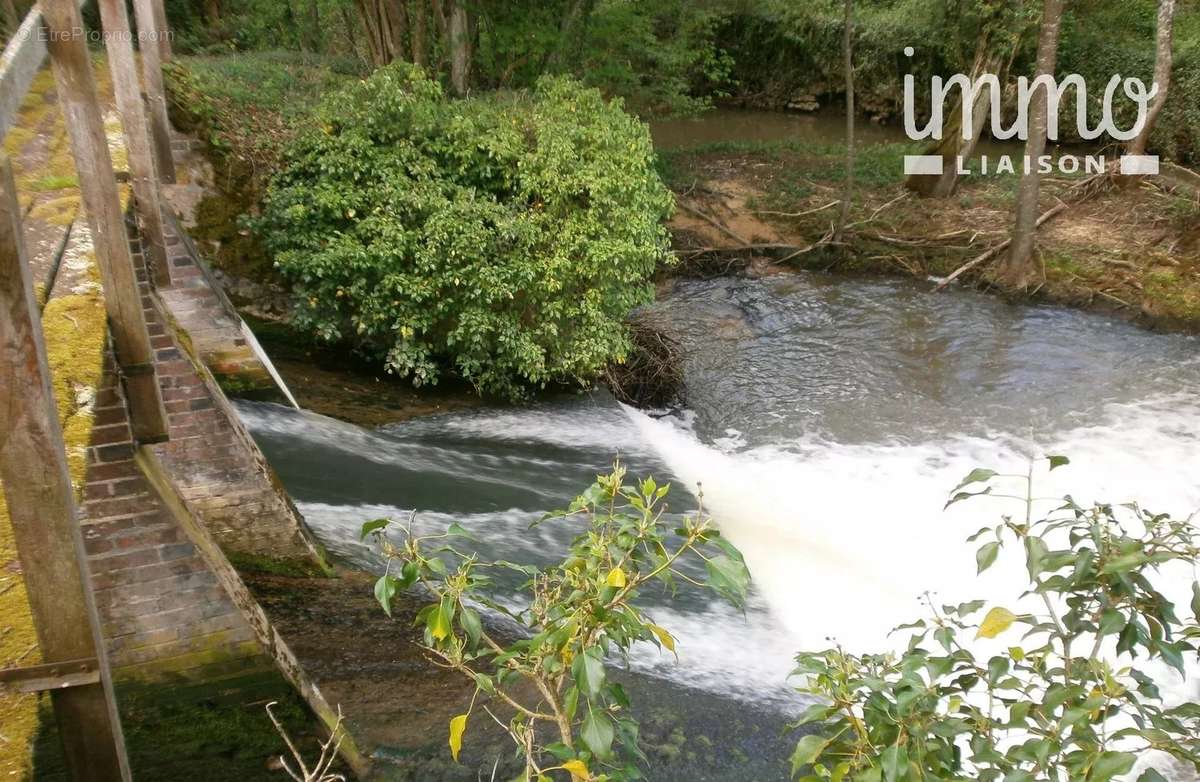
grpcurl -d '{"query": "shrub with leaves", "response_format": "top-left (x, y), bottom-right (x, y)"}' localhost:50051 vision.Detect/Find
top-left (361, 464), bottom-right (750, 780)
top-left (790, 456), bottom-right (1200, 781)
top-left (259, 63), bottom-right (673, 398)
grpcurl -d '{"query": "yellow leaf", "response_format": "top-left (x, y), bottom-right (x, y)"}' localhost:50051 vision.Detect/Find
top-left (1009, 646), bottom-right (1025, 661)
top-left (561, 759), bottom-right (589, 779)
top-left (449, 714), bottom-right (468, 762)
top-left (648, 623), bottom-right (676, 652)
top-left (976, 607), bottom-right (1018, 639)
top-left (605, 567), bottom-right (627, 588)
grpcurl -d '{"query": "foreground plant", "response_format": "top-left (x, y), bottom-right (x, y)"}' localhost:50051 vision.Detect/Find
top-left (791, 456), bottom-right (1200, 781)
top-left (362, 464), bottom-right (750, 780)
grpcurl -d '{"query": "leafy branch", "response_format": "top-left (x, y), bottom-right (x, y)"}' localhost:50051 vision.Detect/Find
top-left (791, 456), bottom-right (1200, 782)
top-left (362, 462), bottom-right (750, 781)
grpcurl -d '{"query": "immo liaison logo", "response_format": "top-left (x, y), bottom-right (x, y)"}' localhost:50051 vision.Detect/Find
top-left (902, 46), bottom-right (1160, 177)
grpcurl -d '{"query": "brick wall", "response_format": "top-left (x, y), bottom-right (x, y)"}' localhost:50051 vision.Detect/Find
top-left (127, 214), bottom-right (327, 571)
top-left (80, 354), bottom-right (270, 682)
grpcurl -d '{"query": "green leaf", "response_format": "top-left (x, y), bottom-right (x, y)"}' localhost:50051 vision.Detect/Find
top-left (580, 709), bottom-right (614, 761)
top-left (1024, 536), bottom-right (1048, 579)
top-left (790, 734), bottom-right (830, 777)
top-left (1046, 455), bottom-right (1070, 470)
top-left (953, 468), bottom-right (997, 492)
top-left (1191, 581), bottom-right (1200, 619)
top-left (446, 522), bottom-right (476, 540)
top-left (976, 541), bottom-right (1001, 574)
top-left (360, 518), bottom-right (390, 540)
top-left (705, 554), bottom-right (750, 604)
top-left (460, 607), bottom-right (482, 648)
top-left (572, 646), bottom-right (605, 698)
top-left (1138, 770), bottom-right (1168, 782)
top-left (1088, 751), bottom-right (1135, 782)
top-left (374, 574), bottom-right (399, 617)
top-left (1102, 551), bottom-right (1148, 574)
top-left (880, 744), bottom-right (907, 782)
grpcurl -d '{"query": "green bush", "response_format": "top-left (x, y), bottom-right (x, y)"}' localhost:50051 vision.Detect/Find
top-left (259, 64), bottom-right (673, 398)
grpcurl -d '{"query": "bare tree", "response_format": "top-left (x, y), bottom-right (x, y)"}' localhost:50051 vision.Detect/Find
top-left (357, 0), bottom-right (410, 67)
top-left (1128, 0), bottom-right (1176, 157)
top-left (410, 0), bottom-right (430, 68)
top-left (995, 0), bottom-right (1066, 289)
top-left (266, 701), bottom-right (346, 782)
top-left (833, 0), bottom-right (854, 245)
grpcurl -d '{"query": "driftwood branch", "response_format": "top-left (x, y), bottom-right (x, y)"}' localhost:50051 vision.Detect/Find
top-left (934, 201), bottom-right (1070, 291)
top-left (934, 172), bottom-right (1111, 291)
top-left (676, 202), bottom-right (751, 246)
top-left (752, 200), bottom-right (840, 218)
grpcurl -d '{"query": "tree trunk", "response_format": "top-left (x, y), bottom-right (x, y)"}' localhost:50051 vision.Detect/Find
top-left (547, 0), bottom-right (596, 72)
top-left (447, 0), bottom-right (471, 95)
top-left (304, 0), bottom-right (322, 53)
top-left (340, 5), bottom-right (369, 66)
top-left (833, 0), bottom-right (854, 245)
top-left (410, 0), bottom-right (429, 69)
top-left (996, 0), bottom-right (1065, 289)
top-left (1127, 0), bottom-right (1175, 156)
top-left (203, 0), bottom-right (221, 26)
top-left (906, 38), bottom-right (1007, 198)
top-left (355, 0), bottom-right (388, 65)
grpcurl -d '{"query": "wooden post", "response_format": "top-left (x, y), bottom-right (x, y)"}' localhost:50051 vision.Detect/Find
top-left (43, 0), bottom-right (170, 444)
top-left (0, 156), bottom-right (131, 782)
top-left (150, 0), bottom-right (174, 62)
top-left (97, 0), bottom-right (171, 288)
top-left (131, 0), bottom-right (176, 183)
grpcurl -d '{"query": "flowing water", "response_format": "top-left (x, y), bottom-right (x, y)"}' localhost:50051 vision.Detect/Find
top-left (239, 271), bottom-right (1200, 776)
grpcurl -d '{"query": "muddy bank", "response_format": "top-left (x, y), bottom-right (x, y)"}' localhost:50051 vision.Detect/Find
top-left (662, 143), bottom-right (1200, 333)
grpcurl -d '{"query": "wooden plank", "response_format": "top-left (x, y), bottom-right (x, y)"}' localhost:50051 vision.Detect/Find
top-left (0, 657), bottom-right (100, 693)
top-left (131, 0), bottom-right (176, 183)
top-left (97, 0), bottom-right (171, 288)
top-left (0, 154), bottom-right (131, 781)
top-left (42, 0), bottom-right (170, 444)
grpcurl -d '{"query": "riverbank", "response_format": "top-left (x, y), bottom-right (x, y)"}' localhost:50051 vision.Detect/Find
top-left (661, 139), bottom-right (1200, 331)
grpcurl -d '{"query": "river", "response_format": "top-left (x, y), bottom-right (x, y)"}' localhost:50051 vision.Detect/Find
top-left (237, 270), bottom-right (1200, 779)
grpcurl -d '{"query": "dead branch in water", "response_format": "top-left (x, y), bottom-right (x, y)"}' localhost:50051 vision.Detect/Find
top-left (604, 318), bottom-right (685, 408)
top-left (934, 201), bottom-right (1070, 291)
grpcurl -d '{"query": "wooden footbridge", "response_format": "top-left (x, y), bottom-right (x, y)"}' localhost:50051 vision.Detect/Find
top-left (0, 2), bottom-right (365, 779)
